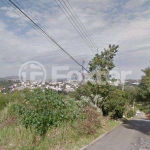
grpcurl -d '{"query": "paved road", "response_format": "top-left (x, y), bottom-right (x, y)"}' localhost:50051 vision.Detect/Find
top-left (87, 113), bottom-right (150, 150)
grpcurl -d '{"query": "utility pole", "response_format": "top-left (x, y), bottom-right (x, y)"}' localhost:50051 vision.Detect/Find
top-left (133, 99), bottom-right (135, 115)
top-left (80, 59), bottom-right (86, 84)
top-left (122, 81), bottom-right (124, 91)
top-left (97, 47), bottom-right (98, 54)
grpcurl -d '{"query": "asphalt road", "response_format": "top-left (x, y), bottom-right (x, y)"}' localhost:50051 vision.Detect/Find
top-left (87, 113), bottom-right (150, 150)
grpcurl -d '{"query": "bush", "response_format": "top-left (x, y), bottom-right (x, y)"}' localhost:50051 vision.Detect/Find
top-left (0, 93), bottom-right (8, 111)
top-left (102, 98), bottom-right (125, 119)
top-left (0, 91), bottom-right (23, 111)
top-left (74, 106), bottom-right (101, 136)
top-left (139, 104), bottom-right (150, 114)
top-left (126, 109), bottom-right (135, 118)
top-left (13, 88), bottom-right (81, 136)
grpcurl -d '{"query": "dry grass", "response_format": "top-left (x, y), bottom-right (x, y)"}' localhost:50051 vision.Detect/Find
top-left (74, 106), bottom-right (102, 136)
top-left (0, 116), bottom-right (17, 129)
top-left (146, 114), bottom-right (150, 119)
top-left (0, 105), bottom-right (121, 150)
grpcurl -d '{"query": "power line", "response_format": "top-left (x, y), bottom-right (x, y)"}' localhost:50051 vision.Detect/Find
top-left (13, 0), bottom-right (23, 9)
top-left (2, 0), bottom-right (55, 47)
top-left (61, 0), bottom-right (97, 53)
top-left (5, 0), bottom-right (90, 73)
top-left (56, 0), bottom-right (97, 54)
top-left (2, 0), bottom-right (94, 58)
top-left (1, 0), bottom-right (93, 69)
top-left (55, 0), bottom-right (97, 54)
top-left (64, 0), bottom-right (98, 52)
top-left (11, 0), bottom-right (97, 56)
top-left (55, 0), bottom-right (96, 54)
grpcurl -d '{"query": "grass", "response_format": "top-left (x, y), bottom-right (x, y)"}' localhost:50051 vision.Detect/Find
top-left (0, 101), bottom-right (121, 150)
top-left (0, 115), bottom-right (121, 150)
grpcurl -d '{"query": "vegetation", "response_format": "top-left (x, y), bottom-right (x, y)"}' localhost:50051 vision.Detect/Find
top-left (70, 45), bottom-right (126, 118)
top-left (1, 45), bottom-right (150, 149)
top-left (137, 66), bottom-right (150, 102)
top-left (102, 90), bottom-right (125, 118)
top-left (0, 88), bottom-right (121, 149)
top-left (13, 88), bottom-right (80, 136)
top-left (138, 104), bottom-right (150, 114)
top-left (136, 65), bottom-right (150, 114)
top-left (0, 91), bottom-right (22, 111)
top-left (0, 80), bottom-right (19, 92)
top-left (126, 109), bottom-right (136, 118)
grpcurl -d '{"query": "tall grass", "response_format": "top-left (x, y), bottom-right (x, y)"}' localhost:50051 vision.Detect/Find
top-left (0, 89), bottom-right (121, 150)
top-left (0, 112), bottom-right (120, 150)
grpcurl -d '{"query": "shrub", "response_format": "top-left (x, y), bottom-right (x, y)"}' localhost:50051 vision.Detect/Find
top-left (0, 91), bottom-right (23, 111)
top-left (126, 109), bottom-right (135, 118)
top-left (13, 88), bottom-right (81, 136)
top-left (102, 98), bottom-right (125, 119)
top-left (0, 93), bottom-right (8, 111)
top-left (75, 106), bottom-right (101, 136)
top-left (139, 104), bottom-right (150, 114)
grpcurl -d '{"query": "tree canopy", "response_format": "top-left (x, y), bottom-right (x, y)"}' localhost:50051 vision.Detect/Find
top-left (137, 66), bottom-right (150, 102)
top-left (88, 44), bottom-right (119, 84)
top-left (89, 45), bottom-right (118, 72)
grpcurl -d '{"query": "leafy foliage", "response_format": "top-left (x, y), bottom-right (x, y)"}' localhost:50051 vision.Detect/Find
top-left (71, 45), bottom-right (127, 118)
top-left (0, 93), bottom-right (8, 110)
top-left (126, 109), bottom-right (136, 118)
top-left (103, 98), bottom-right (125, 118)
top-left (134, 65), bottom-right (150, 114)
top-left (0, 91), bottom-right (22, 111)
top-left (13, 88), bottom-right (80, 135)
top-left (139, 104), bottom-right (150, 114)
top-left (89, 45), bottom-right (118, 71)
top-left (86, 45), bottom-right (119, 108)
top-left (102, 88), bottom-right (126, 118)
top-left (137, 66), bottom-right (150, 102)
top-left (89, 44), bottom-right (119, 81)
top-left (124, 86), bottom-right (137, 104)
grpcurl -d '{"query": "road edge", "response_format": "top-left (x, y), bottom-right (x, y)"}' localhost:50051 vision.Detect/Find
top-left (79, 121), bottom-right (123, 150)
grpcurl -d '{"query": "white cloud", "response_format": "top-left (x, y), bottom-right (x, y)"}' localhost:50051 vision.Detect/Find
top-left (125, 0), bottom-right (148, 10)
top-left (0, 0), bottom-right (150, 79)
top-left (1, 6), bottom-right (20, 18)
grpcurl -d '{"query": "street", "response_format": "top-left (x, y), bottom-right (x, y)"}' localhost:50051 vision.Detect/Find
top-left (87, 113), bottom-right (150, 150)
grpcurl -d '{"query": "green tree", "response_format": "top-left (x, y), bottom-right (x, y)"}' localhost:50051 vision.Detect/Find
top-left (136, 65), bottom-right (150, 114)
top-left (87, 44), bottom-right (119, 107)
top-left (102, 87), bottom-right (126, 118)
top-left (137, 66), bottom-right (150, 102)
top-left (89, 44), bottom-right (119, 81)
top-left (72, 45), bottom-right (126, 118)
top-left (88, 45), bottom-right (127, 118)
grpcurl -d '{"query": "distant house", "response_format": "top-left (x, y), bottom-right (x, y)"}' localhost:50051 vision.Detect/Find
top-left (0, 87), bottom-right (5, 92)
top-left (132, 82), bottom-right (139, 85)
top-left (8, 86), bottom-right (13, 91)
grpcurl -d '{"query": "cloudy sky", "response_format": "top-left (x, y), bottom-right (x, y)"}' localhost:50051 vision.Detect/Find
top-left (0, 0), bottom-right (150, 79)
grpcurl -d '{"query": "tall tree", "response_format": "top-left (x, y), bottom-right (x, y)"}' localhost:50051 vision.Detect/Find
top-left (88, 44), bottom-right (119, 84)
top-left (137, 66), bottom-right (150, 101)
top-left (86, 45), bottom-right (119, 111)
top-left (74, 45), bottom-right (126, 118)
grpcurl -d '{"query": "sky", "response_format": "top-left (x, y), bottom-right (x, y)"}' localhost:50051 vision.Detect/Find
top-left (0, 0), bottom-right (150, 80)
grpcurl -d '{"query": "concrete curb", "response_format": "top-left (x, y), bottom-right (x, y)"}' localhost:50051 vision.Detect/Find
top-left (80, 121), bottom-right (122, 150)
